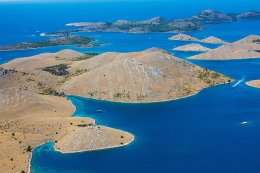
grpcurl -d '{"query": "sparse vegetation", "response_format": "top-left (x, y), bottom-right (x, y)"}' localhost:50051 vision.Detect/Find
top-left (72, 53), bottom-right (99, 61)
top-left (253, 39), bottom-right (260, 44)
top-left (75, 68), bottom-right (89, 75)
top-left (137, 94), bottom-right (145, 100)
top-left (41, 87), bottom-right (65, 96)
top-left (113, 92), bottom-right (130, 99)
top-left (26, 146), bottom-right (31, 152)
top-left (43, 64), bottom-right (69, 76)
top-left (77, 124), bottom-right (93, 127)
top-left (26, 78), bottom-right (35, 82)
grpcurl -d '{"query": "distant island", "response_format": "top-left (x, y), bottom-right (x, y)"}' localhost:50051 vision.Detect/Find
top-left (41, 10), bottom-right (260, 36)
top-left (0, 36), bottom-right (107, 51)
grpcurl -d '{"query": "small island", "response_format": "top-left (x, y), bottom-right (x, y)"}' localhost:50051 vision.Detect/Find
top-left (0, 36), bottom-right (108, 51)
top-left (41, 10), bottom-right (260, 36)
top-left (246, 80), bottom-right (260, 88)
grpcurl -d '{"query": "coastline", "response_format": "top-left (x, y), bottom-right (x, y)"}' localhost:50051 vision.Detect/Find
top-left (66, 80), bottom-right (234, 105)
top-left (27, 95), bottom-right (135, 173)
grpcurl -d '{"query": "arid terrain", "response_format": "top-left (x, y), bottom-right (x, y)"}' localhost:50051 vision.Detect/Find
top-left (246, 80), bottom-right (260, 88)
top-left (0, 48), bottom-right (233, 103)
top-left (188, 35), bottom-right (260, 60)
top-left (0, 47), bottom-right (234, 173)
top-left (0, 88), bottom-right (134, 173)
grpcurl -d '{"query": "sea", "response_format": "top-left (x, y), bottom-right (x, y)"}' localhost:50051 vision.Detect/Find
top-left (0, 1), bottom-right (260, 173)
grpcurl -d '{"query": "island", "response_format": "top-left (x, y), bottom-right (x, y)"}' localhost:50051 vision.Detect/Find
top-left (246, 80), bottom-right (260, 88)
top-left (173, 43), bottom-right (211, 51)
top-left (41, 10), bottom-right (260, 36)
top-left (0, 36), bottom-right (107, 51)
top-left (188, 35), bottom-right (260, 60)
top-left (0, 48), bottom-right (233, 103)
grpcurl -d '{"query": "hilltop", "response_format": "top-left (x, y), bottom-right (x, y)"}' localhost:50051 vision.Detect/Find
top-left (188, 35), bottom-right (260, 60)
top-left (0, 48), bottom-right (233, 103)
top-left (41, 10), bottom-right (260, 36)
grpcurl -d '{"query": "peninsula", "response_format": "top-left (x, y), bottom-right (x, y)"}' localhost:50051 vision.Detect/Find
top-left (0, 36), bottom-right (106, 51)
top-left (188, 35), bottom-right (260, 60)
top-left (41, 10), bottom-right (260, 36)
top-left (0, 88), bottom-right (134, 173)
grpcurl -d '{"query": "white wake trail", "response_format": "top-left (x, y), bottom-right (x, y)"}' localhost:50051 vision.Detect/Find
top-left (232, 78), bottom-right (245, 87)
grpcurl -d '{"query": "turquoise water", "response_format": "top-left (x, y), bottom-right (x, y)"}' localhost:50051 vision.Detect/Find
top-left (1, 1), bottom-right (260, 173)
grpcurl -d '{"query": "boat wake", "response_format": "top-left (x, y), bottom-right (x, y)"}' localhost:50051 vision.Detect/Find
top-left (232, 78), bottom-right (245, 87)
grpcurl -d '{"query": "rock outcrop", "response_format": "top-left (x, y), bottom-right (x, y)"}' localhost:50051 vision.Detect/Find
top-left (173, 43), bottom-right (211, 51)
top-left (188, 35), bottom-right (260, 60)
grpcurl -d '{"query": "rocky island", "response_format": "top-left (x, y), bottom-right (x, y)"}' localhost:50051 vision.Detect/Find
top-left (41, 10), bottom-right (260, 36)
top-left (188, 35), bottom-right (260, 60)
top-left (0, 36), bottom-right (107, 51)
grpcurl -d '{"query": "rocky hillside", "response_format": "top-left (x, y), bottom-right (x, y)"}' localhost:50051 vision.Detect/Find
top-left (188, 35), bottom-right (260, 60)
top-left (42, 10), bottom-right (260, 36)
top-left (0, 36), bottom-right (97, 51)
top-left (0, 48), bottom-right (232, 103)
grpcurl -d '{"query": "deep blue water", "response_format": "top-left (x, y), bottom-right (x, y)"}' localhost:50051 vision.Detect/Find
top-left (0, 1), bottom-right (260, 173)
